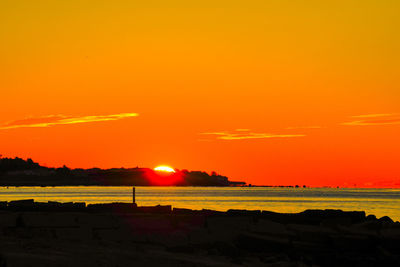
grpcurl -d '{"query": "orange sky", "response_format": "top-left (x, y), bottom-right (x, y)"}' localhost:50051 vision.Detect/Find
top-left (1, 0), bottom-right (399, 187)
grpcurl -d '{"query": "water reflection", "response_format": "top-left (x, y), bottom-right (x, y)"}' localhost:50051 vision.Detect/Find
top-left (0, 186), bottom-right (399, 221)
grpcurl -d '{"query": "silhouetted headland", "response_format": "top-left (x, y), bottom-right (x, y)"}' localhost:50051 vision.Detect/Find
top-left (0, 157), bottom-right (246, 186)
top-left (0, 199), bottom-right (399, 266)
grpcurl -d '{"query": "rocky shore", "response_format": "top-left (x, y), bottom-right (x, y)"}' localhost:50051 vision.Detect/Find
top-left (0, 200), bottom-right (399, 266)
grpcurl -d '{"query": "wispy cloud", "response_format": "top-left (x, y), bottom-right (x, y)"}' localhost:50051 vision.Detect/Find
top-left (351, 113), bottom-right (396, 118)
top-left (286, 126), bottom-right (322, 130)
top-left (342, 113), bottom-right (400, 126)
top-left (201, 129), bottom-right (305, 140)
top-left (0, 113), bottom-right (139, 130)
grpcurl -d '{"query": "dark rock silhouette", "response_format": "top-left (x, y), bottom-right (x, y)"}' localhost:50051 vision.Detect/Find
top-left (0, 201), bottom-right (399, 266)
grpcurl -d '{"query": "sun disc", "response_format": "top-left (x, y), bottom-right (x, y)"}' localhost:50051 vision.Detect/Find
top-left (154, 165), bottom-right (175, 173)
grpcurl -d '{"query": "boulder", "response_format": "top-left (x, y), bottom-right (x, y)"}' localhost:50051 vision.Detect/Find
top-left (287, 223), bottom-right (335, 244)
top-left (331, 234), bottom-right (376, 252)
top-left (171, 214), bottom-right (206, 230)
top-left (301, 209), bottom-right (366, 224)
top-left (8, 199), bottom-right (34, 210)
top-left (147, 230), bottom-right (188, 247)
top-left (206, 216), bottom-right (253, 241)
top-left (207, 216), bottom-right (252, 232)
top-left (0, 212), bottom-right (18, 227)
top-left (172, 208), bottom-right (195, 214)
top-left (235, 233), bottom-right (291, 252)
top-left (77, 213), bottom-right (118, 228)
top-left (87, 202), bottom-right (136, 212)
top-left (22, 212), bottom-right (79, 228)
top-left (227, 209), bottom-right (261, 217)
top-left (136, 205), bottom-right (171, 214)
top-left (121, 215), bottom-right (173, 232)
top-left (380, 228), bottom-right (400, 239)
top-left (352, 220), bottom-right (382, 231)
top-left (251, 219), bottom-right (289, 237)
top-left (55, 226), bottom-right (92, 240)
top-left (0, 201), bottom-right (7, 209)
top-left (188, 229), bottom-right (215, 244)
top-left (379, 216), bottom-right (394, 224)
top-left (94, 228), bottom-right (134, 241)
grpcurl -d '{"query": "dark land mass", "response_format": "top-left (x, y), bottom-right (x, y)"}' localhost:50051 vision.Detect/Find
top-left (0, 157), bottom-right (245, 186)
top-left (0, 199), bottom-right (399, 266)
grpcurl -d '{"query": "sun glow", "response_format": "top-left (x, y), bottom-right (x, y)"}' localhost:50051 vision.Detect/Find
top-left (154, 165), bottom-right (176, 173)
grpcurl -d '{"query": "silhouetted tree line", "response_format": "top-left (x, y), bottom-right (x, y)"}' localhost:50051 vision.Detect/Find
top-left (0, 157), bottom-right (41, 173)
top-left (0, 157), bottom-right (244, 186)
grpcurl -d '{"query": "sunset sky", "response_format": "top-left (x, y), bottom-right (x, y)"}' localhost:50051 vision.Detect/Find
top-left (1, 0), bottom-right (399, 187)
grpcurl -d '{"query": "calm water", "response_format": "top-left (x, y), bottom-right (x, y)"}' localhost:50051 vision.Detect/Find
top-left (0, 186), bottom-right (399, 221)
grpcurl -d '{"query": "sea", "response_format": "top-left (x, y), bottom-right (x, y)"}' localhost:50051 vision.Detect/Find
top-left (0, 186), bottom-right (399, 221)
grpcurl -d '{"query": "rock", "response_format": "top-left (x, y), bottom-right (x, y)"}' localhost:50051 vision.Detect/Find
top-left (30, 227), bottom-right (55, 239)
top-left (122, 215), bottom-right (173, 232)
top-left (0, 202), bottom-right (7, 209)
top-left (366, 214), bottom-right (377, 221)
top-left (380, 228), bottom-right (400, 239)
top-left (352, 220), bottom-right (382, 231)
top-left (188, 229), bottom-right (215, 244)
top-left (73, 202), bottom-right (86, 209)
top-left (207, 216), bottom-right (252, 232)
top-left (8, 199), bottom-right (34, 210)
top-left (331, 234), bottom-right (376, 252)
top-left (147, 230), bottom-right (188, 247)
top-left (261, 211), bottom-right (295, 224)
top-left (172, 208), bottom-right (195, 214)
top-left (251, 219), bottom-right (290, 237)
top-left (22, 212), bottom-right (79, 228)
top-left (287, 223), bottom-right (335, 234)
top-left (34, 202), bottom-right (85, 211)
top-left (200, 209), bottom-right (224, 216)
top-left (87, 203), bottom-right (136, 212)
top-left (227, 209), bottom-right (261, 217)
top-left (301, 209), bottom-right (366, 224)
top-left (171, 214), bottom-right (206, 230)
top-left (379, 216), bottom-right (394, 224)
top-left (287, 223), bottom-right (335, 245)
top-left (0, 212), bottom-right (18, 227)
top-left (136, 205), bottom-right (171, 214)
top-left (77, 214), bottom-right (118, 228)
top-left (337, 224), bottom-right (379, 238)
top-left (235, 233), bottom-right (291, 252)
top-left (206, 216), bottom-right (253, 241)
top-left (55, 226), bottom-right (92, 240)
top-left (291, 240), bottom-right (332, 253)
top-left (94, 228), bottom-right (134, 241)
top-left (321, 217), bottom-right (352, 227)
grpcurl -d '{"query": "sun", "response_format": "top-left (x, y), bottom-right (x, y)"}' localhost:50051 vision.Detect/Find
top-left (154, 165), bottom-right (176, 173)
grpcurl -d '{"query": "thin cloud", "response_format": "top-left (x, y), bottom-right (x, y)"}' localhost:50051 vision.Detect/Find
top-left (0, 113), bottom-right (139, 130)
top-left (342, 113), bottom-right (400, 126)
top-left (201, 130), bottom-right (305, 140)
top-left (351, 113), bottom-right (397, 118)
top-left (286, 126), bottom-right (322, 130)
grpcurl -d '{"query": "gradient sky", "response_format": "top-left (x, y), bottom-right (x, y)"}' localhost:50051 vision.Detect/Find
top-left (1, 0), bottom-right (399, 187)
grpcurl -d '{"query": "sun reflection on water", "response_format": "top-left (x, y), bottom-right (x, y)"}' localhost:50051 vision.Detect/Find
top-left (0, 186), bottom-right (399, 221)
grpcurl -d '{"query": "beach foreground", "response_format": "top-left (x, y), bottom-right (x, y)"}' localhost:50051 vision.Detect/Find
top-left (0, 200), bottom-right (399, 266)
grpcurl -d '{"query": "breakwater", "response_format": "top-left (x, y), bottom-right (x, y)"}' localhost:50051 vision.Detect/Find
top-left (0, 199), bottom-right (399, 266)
